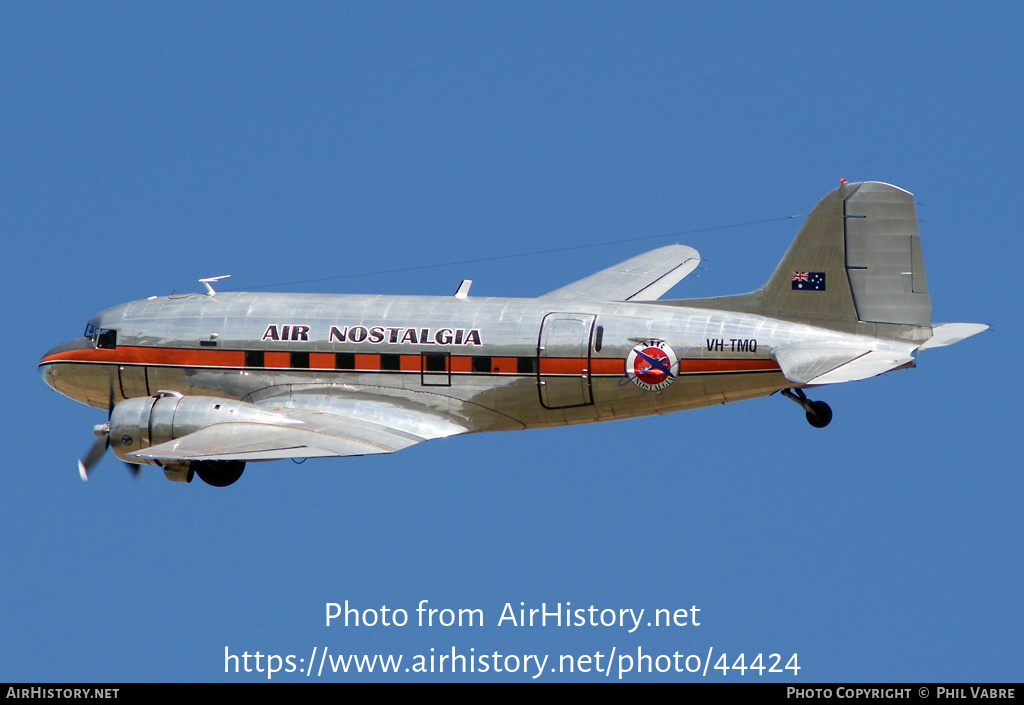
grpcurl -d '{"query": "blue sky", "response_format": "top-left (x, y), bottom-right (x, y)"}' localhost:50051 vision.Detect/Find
top-left (3, 3), bottom-right (1019, 682)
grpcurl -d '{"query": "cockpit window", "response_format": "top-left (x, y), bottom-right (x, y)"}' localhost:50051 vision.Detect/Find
top-left (96, 329), bottom-right (117, 349)
top-left (84, 323), bottom-right (96, 340)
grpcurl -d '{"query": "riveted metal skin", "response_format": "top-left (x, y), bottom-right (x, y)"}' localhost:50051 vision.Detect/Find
top-left (40, 183), bottom-right (987, 483)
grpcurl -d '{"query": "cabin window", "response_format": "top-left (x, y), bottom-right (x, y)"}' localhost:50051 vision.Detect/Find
top-left (424, 353), bottom-right (447, 372)
top-left (420, 352), bottom-right (451, 387)
top-left (245, 351), bottom-right (264, 367)
top-left (472, 356), bottom-right (491, 373)
top-left (594, 325), bottom-right (604, 352)
top-left (290, 352), bottom-right (309, 369)
top-left (96, 329), bottom-right (117, 349)
top-left (517, 356), bottom-right (537, 374)
top-left (335, 352), bottom-right (355, 370)
top-left (380, 354), bottom-right (401, 371)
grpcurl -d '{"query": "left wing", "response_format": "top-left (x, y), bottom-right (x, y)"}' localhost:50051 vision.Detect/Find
top-left (125, 394), bottom-right (473, 463)
top-left (541, 245), bottom-right (700, 301)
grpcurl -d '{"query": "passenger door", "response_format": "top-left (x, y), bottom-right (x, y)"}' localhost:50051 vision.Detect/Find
top-left (537, 313), bottom-right (595, 409)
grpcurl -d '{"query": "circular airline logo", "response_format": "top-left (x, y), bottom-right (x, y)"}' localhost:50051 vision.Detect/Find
top-left (625, 340), bottom-right (678, 392)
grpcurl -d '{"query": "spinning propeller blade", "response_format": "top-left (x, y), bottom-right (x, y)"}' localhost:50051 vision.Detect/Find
top-left (77, 384), bottom-right (141, 481)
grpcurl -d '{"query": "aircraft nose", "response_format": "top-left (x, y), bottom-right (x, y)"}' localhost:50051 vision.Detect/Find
top-left (40, 362), bottom-right (57, 391)
top-left (39, 338), bottom-right (93, 392)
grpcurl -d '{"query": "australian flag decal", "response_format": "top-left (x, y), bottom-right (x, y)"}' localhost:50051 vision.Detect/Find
top-left (791, 271), bottom-right (826, 291)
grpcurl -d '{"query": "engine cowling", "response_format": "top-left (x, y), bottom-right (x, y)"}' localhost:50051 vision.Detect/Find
top-left (107, 392), bottom-right (286, 464)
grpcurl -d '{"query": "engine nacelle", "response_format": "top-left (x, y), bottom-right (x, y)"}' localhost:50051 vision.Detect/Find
top-left (107, 392), bottom-right (286, 465)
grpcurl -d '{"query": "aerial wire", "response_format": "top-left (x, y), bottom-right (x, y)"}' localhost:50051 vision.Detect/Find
top-left (228, 213), bottom-right (806, 292)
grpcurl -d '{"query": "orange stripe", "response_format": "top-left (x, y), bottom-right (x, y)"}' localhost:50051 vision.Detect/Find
top-left (591, 358), bottom-right (623, 375)
top-left (40, 345), bottom-right (780, 375)
top-left (353, 353), bottom-right (378, 371)
top-left (539, 358), bottom-right (587, 375)
top-left (677, 359), bottom-right (780, 373)
top-left (309, 352), bottom-right (334, 369)
top-left (491, 357), bottom-right (518, 374)
top-left (40, 346), bottom-right (247, 367)
top-left (264, 351), bottom-right (290, 368)
top-left (450, 356), bottom-right (472, 373)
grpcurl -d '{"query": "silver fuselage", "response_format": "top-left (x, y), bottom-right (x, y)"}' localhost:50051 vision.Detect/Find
top-left (40, 291), bottom-right (905, 434)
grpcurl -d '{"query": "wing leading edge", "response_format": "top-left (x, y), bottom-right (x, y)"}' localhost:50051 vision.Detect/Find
top-left (541, 244), bottom-right (700, 301)
top-left (125, 395), bottom-right (472, 463)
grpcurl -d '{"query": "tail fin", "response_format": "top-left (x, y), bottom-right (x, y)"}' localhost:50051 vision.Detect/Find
top-left (762, 180), bottom-right (930, 327)
top-left (675, 181), bottom-right (987, 383)
top-left (682, 181), bottom-right (931, 334)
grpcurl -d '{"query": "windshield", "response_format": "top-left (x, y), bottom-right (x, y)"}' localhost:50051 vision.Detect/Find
top-left (83, 322), bottom-right (116, 348)
top-left (96, 329), bottom-right (117, 349)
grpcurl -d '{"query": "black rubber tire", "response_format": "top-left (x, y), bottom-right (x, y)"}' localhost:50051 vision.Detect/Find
top-left (805, 401), bottom-right (833, 428)
top-left (193, 461), bottom-right (245, 487)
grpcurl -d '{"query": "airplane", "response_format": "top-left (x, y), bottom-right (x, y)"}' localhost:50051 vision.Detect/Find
top-left (39, 181), bottom-right (987, 487)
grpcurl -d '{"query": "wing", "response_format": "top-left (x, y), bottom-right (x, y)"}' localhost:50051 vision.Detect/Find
top-left (541, 245), bottom-right (700, 301)
top-left (124, 393), bottom-right (474, 463)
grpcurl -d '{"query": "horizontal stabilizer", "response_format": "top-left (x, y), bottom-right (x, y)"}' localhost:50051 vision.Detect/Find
top-left (917, 322), bottom-right (989, 350)
top-left (542, 245), bottom-right (700, 301)
top-left (774, 345), bottom-right (915, 385)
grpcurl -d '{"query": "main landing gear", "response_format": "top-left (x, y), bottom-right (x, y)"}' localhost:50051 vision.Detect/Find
top-left (193, 461), bottom-right (246, 487)
top-left (782, 388), bottom-right (833, 428)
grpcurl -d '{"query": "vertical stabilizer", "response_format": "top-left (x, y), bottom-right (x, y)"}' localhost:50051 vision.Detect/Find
top-left (759, 181), bottom-right (858, 325)
top-left (689, 181), bottom-right (933, 332)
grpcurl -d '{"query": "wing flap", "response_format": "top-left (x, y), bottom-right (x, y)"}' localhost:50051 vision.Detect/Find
top-left (774, 345), bottom-right (915, 385)
top-left (541, 245), bottom-right (700, 301)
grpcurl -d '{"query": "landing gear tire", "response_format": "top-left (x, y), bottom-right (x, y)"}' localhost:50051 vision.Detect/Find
top-left (781, 388), bottom-right (833, 429)
top-left (805, 400), bottom-right (832, 428)
top-left (193, 461), bottom-right (245, 487)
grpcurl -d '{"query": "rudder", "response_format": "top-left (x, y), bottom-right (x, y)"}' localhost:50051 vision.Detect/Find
top-left (760, 180), bottom-right (931, 328)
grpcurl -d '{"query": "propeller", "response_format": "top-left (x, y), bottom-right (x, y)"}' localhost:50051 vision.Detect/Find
top-left (77, 422), bottom-right (110, 480)
top-left (77, 385), bottom-right (141, 481)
